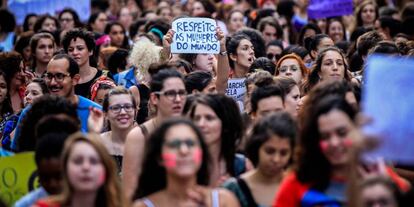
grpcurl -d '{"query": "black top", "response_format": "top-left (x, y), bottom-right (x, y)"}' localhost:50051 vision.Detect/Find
top-left (75, 69), bottom-right (103, 98)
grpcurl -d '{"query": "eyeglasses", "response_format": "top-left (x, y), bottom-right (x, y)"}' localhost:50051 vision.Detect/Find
top-left (267, 53), bottom-right (281, 61)
top-left (108, 103), bottom-right (135, 114)
top-left (43, 72), bottom-right (71, 82)
top-left (164, 139), bottom-right (199, 150)
top-left (155, 89), bottom-right (187, 101)
top-left (279, 65), bottom-right (299, 73)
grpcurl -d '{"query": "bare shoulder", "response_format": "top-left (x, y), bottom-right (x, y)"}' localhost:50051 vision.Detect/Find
top-left (125, 126), bottom-right (145, 143)
top-left (132, 201), bottom-right (147, 207)
top-left (132, 192), bottom-right (164, 207)
top-left (218, 188), bottom-right (241, 207)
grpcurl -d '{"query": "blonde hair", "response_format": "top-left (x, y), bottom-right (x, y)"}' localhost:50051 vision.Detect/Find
top-left (128, 40), bottom-right (162, 84)
top-left (56, 132), bottom-right (127, 207)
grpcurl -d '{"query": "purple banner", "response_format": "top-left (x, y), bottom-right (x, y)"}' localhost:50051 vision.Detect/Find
top-left (308, 0), bottom-right (354, 20)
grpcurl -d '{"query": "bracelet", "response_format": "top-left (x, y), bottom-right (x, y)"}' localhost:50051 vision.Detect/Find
top-left (219, 51), bottom-right (227, 56)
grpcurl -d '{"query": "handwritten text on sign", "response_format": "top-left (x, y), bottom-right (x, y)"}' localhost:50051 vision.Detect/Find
top-left (171, 18), bottom-right (220, 54)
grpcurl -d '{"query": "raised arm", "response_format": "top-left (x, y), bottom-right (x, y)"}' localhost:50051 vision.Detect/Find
top-left (216, 27), bottom-right (230, 94)
top-left (160, 29), bottom-right (175, 62)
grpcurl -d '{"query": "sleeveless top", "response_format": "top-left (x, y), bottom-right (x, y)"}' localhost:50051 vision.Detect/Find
top-left (142, 189), bottom-right (220, 207)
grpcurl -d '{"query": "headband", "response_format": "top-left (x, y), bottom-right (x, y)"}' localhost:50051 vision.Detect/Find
top-left (149, 28), bottom-right (164, 41)
top-left (96, 35), bottom-right (111, 46)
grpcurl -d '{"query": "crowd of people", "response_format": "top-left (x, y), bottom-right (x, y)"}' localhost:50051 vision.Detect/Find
top-left (0, 0), bottom-right (413, 206)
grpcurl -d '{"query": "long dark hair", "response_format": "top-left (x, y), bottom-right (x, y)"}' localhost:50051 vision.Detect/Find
top-left (134, 118), bottom-right (210, 199)
top-left (301, 46), bottom-right (351, 94)
top-left (189, 94), bottom-right (244, 176)
top-left (296, 95), bottom-right (356, 190)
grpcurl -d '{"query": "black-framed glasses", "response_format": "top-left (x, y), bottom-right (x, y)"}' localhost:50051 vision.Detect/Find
top-left (267, 53), bottom-right (281, 61)
top-left (164, 139), bottom-right (199, 150)
top-left (43, 72), bottom-right (71, 82)
top-left (155, 89), bottom-right (187, 101)
top-left (108, 103), bottom-right (135, 114)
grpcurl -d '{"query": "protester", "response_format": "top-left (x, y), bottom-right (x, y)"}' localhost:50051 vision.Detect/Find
top-left (274, 95), bottom-right (409, 206)
top-left (189, 94), bottom-right (253, 186)
top-left (223, 112), bottom-right (296, 207)
top-left (30, 32), bottom-right (56, 77)
top-left (2, 1), bottom-right (414, 206)
top-left (62, 29), bottom-right (102, 98)
top-left (34, 132), bottom-right (127, 207)
top-left (275, 53), bottom-right (308, 85)
top-left (122, 69), bottom-right (187, 200)
top-left (133, 118), bottom-right (240, 207)
top-left (99, 87), bottom-right (137, 172)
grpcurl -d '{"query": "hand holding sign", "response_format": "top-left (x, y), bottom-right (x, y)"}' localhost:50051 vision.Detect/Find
top-left (171, 18), bottom-right (220, 54)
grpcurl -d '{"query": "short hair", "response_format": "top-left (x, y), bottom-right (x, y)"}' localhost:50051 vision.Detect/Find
top-left (257, 16), bottom-right (283, 39)
top-left (61, 28), bottom-right (96, 53)
top-left (245, 112), bottom-right (296, 167)
top-left (184, 71), bottom-right (213, 93)
top-left (102, 86), bottom-right (137, 112)
top-left (251, 84), bottom-right (285, 113)
top-left (35, 132), bottom-right (68, 166)
top-left (50, 54), bottom-right (80, 77)
top-left (150, 69), bottom-right (184, 93)
top-left (16, 95), bottom-right (79, 152)
top-left (29, 78), bottom-right (50, 95)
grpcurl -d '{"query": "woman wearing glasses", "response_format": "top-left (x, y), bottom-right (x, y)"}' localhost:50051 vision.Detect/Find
top-left (133, 118), bottom-right (239, 207)
top-left (98, 86), bottom-right (137, 173)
